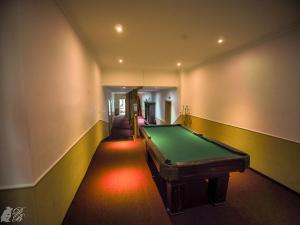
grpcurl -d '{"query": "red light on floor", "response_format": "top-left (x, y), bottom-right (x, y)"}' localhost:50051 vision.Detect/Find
top-left (99, 168), bottom-right (145, 193)
top-left (106, 141), bottom-right (139, 152)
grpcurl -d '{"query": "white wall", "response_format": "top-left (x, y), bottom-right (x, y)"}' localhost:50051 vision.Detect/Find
top-left (153, 88), bottom-right (179, 124)
top-left (181, 30), bottom-right (300, 143)
top-left (0, 0), bottom-right (107, 188)
top-left (102, 67), bottom-right (179, 87)
top-left (0, 0), bottom-right (33, 189)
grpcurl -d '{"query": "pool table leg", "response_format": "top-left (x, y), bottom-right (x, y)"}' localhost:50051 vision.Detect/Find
top-left (208, 174), bottom-right (229, 204)
top-left (166, 181), bottom-right (185, 214)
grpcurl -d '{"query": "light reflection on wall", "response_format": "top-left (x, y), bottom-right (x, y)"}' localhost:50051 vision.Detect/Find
top-left (180, 31), bottom-right (300, 142)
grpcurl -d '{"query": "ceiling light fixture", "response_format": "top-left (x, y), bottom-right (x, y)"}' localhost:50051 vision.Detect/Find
top-left (114, 24), bottom-right (123, 33)
top-left (122, 86), bottom-right (126, 89)
top-left (217, 37), bottom-right (224, 44)
top-left (118, 59), bottom-right (123, 63)
top-left (177, 62), bottom-right (182, 67)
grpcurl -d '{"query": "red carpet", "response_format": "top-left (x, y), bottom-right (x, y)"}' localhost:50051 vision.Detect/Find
top-left (62, 140), bottom-right (171, 225)
top-left (106, 115), bottom-right (145, 140)
top-left (166, 169), bottom-right (300, 225)
top-left (106, 115), bottom-right (133, 140)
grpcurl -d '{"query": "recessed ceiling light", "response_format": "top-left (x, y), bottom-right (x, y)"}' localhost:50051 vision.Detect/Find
top-left (122, 86), bottom-right (126, 89)
top-left (217, 37), bottom-right (224, 44)
top-left (118, 58), bottom-right (123, 63)
top-left (177, 62), bottom-right (182, 67)
top-left (114, 24), bottom-right (123, 33)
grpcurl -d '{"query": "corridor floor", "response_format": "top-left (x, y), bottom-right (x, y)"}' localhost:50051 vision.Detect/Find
top-left (62, 139), bottom-right (171, 225)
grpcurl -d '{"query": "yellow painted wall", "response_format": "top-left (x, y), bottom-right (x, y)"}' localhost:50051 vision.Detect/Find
top-left (0, 120), bottom-right (108, 225)
top-left (178, 115), bottom-right (300, 193)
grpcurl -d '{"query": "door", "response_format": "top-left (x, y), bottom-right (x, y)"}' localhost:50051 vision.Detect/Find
top-left (165, 101), bottom-right (171, 124)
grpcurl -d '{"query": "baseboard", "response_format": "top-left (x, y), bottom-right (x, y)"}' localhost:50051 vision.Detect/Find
top-left (249, 168), bottom-right (300, 196)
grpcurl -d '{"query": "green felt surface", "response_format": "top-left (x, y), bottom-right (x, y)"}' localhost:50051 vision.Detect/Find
top-left (144, 125), bottom-right (238, 163)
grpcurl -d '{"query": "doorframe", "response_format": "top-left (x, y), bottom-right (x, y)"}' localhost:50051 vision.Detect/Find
top-left (107, 99), bottom-right (113, 134)
top-left (165, 100), bottom-right (172, 124)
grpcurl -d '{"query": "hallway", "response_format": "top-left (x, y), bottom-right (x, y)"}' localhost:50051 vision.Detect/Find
top-left (1, 2), bottom-right (300, 225)
top-left (105, 115), bottom-right (146, 141)
top-left (62, 139), bottom-right (171, 225)
top-left (106, 115), bottom-right (133, 140)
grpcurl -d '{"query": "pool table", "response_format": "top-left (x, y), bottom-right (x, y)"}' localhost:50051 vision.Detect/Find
top-left (140, 124), bottom-right (250, 213)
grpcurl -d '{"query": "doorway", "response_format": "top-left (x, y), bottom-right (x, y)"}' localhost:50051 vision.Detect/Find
top-left (145, 102), bottom-right (156, 124)
top-left (108, 99), bottom-right (113, 134)
top-left (119, 99), bottom-right (126, 115)
top-left (165, 101), bottom-right (171, 124)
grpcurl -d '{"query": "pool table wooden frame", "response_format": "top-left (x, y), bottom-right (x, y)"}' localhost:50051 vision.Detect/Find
top-left (140, 124), bottom-right (250, 214)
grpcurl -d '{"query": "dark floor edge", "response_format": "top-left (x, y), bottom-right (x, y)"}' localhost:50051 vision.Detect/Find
top-left (249, 167), bottom-right (300, 197)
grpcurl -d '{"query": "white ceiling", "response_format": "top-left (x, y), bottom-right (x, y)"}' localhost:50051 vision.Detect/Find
top-left (58, 0), bottom-right (300, 70)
